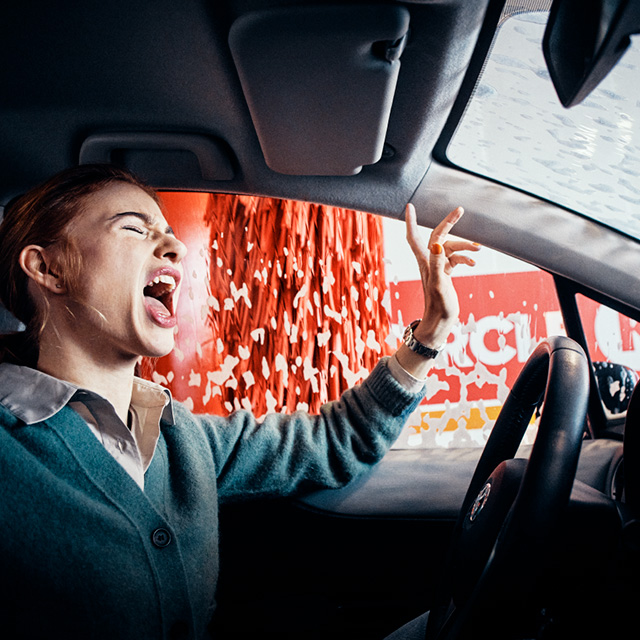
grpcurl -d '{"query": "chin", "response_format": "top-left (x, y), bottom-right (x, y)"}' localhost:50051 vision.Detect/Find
top-left (133, 316), bottom-right (177, 358)
top-left (144, 340), bottom-right (175, 359)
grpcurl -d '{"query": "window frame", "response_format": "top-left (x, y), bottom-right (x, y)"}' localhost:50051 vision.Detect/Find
top-left (554, 274), bottom-right (640, 440)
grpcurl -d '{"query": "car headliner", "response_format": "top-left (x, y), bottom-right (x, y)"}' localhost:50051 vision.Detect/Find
top-left (1, 0), bottom-right (639, 314)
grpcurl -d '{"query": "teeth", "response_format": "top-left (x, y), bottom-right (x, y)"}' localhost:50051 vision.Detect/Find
top-left (147, 274), bottom-right (176, 290)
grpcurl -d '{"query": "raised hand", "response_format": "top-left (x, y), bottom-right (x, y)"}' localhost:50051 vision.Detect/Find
top-left (397, 203), bottom-right (479, 378)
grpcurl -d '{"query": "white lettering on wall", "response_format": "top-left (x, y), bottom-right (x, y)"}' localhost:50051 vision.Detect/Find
top-left (594, 306), bottom-right (640, 369)
top-left (469, 316), bottom-right (517, 366)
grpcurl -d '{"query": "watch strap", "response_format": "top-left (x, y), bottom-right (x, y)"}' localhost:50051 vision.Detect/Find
top-left (402, 320), bottom-right (445, 359)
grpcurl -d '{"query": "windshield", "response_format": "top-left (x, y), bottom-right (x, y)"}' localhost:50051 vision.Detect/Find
top-left (447, 9), bottom-right (640, 241)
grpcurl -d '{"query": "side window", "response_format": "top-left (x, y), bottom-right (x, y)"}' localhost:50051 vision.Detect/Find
top-left (148, 192), bottom-right (394, 416)
top-left (384, 218), bottom-right (561, 449)
top-left (576, 294), bottom-right (640, 420)
top-left (147, 192), bottom-right (563, 450)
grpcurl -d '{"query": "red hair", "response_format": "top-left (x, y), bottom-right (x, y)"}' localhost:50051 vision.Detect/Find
top-left (0, 164), bottom-right (159, 365)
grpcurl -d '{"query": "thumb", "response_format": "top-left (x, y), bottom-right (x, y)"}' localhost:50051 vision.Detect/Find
top-left (428, 241), bottom-right (446, 280)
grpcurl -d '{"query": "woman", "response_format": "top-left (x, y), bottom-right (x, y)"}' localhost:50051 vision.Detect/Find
top-left (0, 165), bottom-right (478, 639)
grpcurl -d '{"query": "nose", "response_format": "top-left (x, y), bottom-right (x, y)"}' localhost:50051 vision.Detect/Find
top-left (156, 232), bottom-right (188, 263)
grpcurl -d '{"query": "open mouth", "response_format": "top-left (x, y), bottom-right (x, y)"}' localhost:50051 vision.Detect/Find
top-left (143, 272), bottom-right (179, 327)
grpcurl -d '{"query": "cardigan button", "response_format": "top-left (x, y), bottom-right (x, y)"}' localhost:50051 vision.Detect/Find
top-left (151, 528), bottom-right (172, 548)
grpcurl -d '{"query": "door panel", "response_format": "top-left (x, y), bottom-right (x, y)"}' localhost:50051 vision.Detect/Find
top-left (213, 440), bottom-right (622, 639)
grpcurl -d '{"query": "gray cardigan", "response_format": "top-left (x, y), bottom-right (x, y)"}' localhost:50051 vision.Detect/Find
top-left (0, 358), bottom-right (424, 639)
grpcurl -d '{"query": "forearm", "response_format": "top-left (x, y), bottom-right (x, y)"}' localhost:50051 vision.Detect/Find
top-left (199, 358), bottom-right (425, 502)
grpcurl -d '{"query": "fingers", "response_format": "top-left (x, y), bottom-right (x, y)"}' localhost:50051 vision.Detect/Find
top-left (429, 206), bottom-right (464, 249)
top-left (444, 239), bottom-right (481, 254)
top-left (406, 203), bottom-right (479, 276)
top-left (449, 253), bottom-right (477, 269)
top-left (444, 240), bottom-right (480, 270)
top-left (405, 203), bottom-right (430, 265)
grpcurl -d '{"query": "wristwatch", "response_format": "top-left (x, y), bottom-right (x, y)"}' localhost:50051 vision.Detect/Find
top-left (402, 319), bottom-right (446, 359)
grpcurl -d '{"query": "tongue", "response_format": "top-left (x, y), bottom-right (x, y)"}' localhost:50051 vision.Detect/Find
top-left (144, 295), bottom-right (172, 322)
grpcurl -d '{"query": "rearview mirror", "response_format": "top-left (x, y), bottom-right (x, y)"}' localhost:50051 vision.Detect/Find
top-left (543, 0), bottom-right (640, 107)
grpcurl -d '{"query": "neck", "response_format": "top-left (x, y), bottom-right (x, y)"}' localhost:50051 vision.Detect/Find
top-left (37, 333), bottom-right (137, 426)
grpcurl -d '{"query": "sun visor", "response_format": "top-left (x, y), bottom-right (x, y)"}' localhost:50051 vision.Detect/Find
top-left (229, 5), bottom-right (410, 176)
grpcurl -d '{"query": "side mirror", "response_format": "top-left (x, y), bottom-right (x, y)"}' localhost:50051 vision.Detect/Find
top-left (593, 361), bottom-right (638, 417)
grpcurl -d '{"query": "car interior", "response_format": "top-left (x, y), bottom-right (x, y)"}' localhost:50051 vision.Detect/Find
top-left (1, 0), bottom-right (640, 638)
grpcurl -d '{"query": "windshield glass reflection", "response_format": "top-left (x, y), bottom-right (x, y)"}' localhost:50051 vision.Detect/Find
top-left (448, 11), bottom-right (640, 240)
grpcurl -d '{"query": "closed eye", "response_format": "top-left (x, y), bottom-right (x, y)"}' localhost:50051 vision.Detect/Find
top-left (123, 224), bottom-right (146, 235)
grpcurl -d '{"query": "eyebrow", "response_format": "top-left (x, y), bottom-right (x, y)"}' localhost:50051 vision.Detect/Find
top-left (110, 211), bottom-right (175, 236)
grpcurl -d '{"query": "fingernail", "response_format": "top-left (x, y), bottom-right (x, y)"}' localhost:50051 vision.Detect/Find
top-left (473, 242), bottom-right (481, 247)
top-left (431, 243), bottom-right (443, 255)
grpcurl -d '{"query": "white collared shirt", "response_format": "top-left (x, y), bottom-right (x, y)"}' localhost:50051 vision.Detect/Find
top-left (0, 362), bottom-right (172, 490)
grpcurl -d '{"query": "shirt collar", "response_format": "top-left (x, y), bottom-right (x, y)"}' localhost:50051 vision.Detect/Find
top-left (0, 362), bottom-right (174, 426)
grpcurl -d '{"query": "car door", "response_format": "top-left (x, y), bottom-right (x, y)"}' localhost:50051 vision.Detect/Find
top-left (146, 192), bottom-right (626, 639)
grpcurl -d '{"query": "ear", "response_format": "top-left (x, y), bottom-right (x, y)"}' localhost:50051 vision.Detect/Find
top-left (18, 245), bottom-right (67, 294)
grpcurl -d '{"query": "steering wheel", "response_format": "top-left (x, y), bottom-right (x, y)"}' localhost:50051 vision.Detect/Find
top-left (426, 336), bottom-right (590, 640)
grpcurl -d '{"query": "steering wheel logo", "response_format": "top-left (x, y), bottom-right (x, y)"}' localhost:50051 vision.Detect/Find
top-left (469, 481), bottom-right (491, 522)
